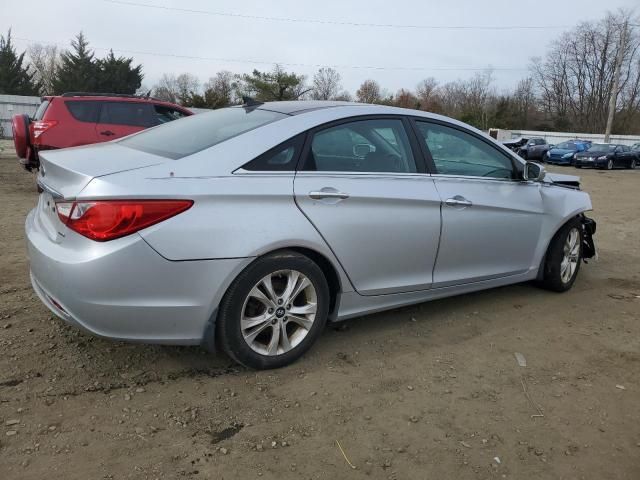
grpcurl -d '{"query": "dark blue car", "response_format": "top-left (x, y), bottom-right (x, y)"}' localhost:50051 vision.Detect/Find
top-left (545, 140), bottom-right (591, 165)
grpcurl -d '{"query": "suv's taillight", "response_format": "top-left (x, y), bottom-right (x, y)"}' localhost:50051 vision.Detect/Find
top-left (55, 200), bottom-right (193, 241)
top-left (31, 120), bottom-right (58, 143)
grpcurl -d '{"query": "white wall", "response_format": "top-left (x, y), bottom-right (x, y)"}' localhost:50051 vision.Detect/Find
top-left (491, 127), bottom-right (640, 146)
top-left (0, 94), bottom-right (41, 139)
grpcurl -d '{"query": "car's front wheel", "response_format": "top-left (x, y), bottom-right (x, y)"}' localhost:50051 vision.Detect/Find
top-left (216, 251), bottom-right (329, 369)
top-left (539, 218), bottom-right (583, 292)
top-left (606, 159), bottom-right (614, 170)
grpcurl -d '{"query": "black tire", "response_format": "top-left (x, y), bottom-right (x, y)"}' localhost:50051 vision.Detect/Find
top-left (576, 165), bottom-right (582, 169)
top-left (538, 218), bottom-right (583, 292)
top-left (216, 250), bottom-right (330, 369)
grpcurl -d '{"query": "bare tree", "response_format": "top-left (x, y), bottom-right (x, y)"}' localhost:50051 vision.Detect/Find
top-left (311, 67), bottom-right (342, 100)
top-left (531, 10), bottom-right (640, 133)
top-left (416, 77), bottom-right (440, 111)
top-left (333, 90), bottom-right (353, 101)
top-left (513, 77), bottom-right (536, 127)
top-left (202, 70), bottom-right (237, 108)
top-left (154, 73), bottom-right (200, 105)
top-left (153, 74), bottom-right (179, 103)
top-left (356, 79), bottom-right (381, 103)
top-left (27, 43), bottom-right (60, 95)
top-left (395, 88), bottom-right (419, 109)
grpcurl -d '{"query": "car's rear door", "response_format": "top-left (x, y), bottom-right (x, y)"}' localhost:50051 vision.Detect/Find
top-left (62, 100), bottom-right (101, 146)
top-left (294, 116), bottom-right (442, 296)
top-left (95, 101), bottom-right (155, 141)
top-left (411, 119), bottom-right (545, 287)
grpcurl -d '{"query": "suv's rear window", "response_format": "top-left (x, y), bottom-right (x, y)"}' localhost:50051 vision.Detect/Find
top-left (120, 107), bottom-right (288, 159)
top-left (65, 101), bottom-right (101, 123)
top-left (34, 100), bottom-right (50, 120)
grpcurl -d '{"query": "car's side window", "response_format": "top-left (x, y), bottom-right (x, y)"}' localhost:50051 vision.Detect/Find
top-left (414, 121), bottom-right (514, 179)
top-left (242, 135), bottom-right (305, 171)
top-left (302, 119), bottom-right (417, 173)
top-left (99, 102), bottom-right (155, 127)
top-left (65, 101), bottom-right (101, 123)
top-left (153, 105), bottom-right (188, 125)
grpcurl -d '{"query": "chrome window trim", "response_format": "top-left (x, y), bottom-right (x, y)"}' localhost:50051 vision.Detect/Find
top-left (429, 173), bottom-right (528, 184)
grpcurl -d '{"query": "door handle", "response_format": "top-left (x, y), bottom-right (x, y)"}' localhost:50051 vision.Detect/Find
top-left (444, 195), bottom-right (472, 207)
top-left (309, 190), bottom-right (350, 200)
top-left (100, 130), bottom-right (115, 136)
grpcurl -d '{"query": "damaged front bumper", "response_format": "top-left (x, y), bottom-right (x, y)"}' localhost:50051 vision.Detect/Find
top-left (581, 215), bottom-right (597, 261)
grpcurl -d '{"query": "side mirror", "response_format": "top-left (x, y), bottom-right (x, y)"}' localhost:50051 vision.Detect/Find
top-left (523, 161), bottom-right (546, 182)
top-left (353, 143), bottom-right (374, 158)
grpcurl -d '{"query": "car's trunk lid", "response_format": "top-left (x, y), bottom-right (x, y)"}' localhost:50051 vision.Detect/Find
top-left (35, 142), bottom-right (169, 242)
top-left (37, 142), bottom-right (167, 199)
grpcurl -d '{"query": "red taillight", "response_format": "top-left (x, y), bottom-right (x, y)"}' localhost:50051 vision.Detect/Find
top-left (55, 200), bottom-right (193, 241)
top-left (31, 120), bottom-right (58, 143)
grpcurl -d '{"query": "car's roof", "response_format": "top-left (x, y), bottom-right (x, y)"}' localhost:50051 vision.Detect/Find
top-left (43, 94), bottom-right (191, 111)
top-left (236, 100), bottom-right (368, 115)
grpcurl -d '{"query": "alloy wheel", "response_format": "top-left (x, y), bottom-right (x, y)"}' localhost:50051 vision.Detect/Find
top-left (607, 159), bottom-right (613, 170)
top-left (240, 270), bottom-right (317, 356)
top-left (560, 228), bottom-right (580, 284)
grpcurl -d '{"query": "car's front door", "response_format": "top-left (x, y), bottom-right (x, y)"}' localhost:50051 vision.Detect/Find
top-left (412, 120), bottom-right (545, 287)
top-left (294, 117), bottom-right (442, 296)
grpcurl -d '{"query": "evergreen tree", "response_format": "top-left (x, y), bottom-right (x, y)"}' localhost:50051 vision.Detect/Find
top-left (96, 50), bottom-right (143, 94)
top-left (52, 32), bottom-right (99, 93)
top-left (0, 29), bottom-right (40, 95)
top-left (237, 65), bottom-right (310, 101)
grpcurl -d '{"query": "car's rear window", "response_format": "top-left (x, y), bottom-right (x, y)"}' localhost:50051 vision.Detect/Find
top-left (120, 107), bottom-right (288, 159)
top-left (34, 100), bottom-right (50, 120)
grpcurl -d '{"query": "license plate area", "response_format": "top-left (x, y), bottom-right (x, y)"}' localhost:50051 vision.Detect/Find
top-left (38, 193), bottom-right (64, 242)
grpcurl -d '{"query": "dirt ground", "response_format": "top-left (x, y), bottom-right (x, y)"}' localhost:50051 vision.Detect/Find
top-left (1, 140), bottom-right (639, 480)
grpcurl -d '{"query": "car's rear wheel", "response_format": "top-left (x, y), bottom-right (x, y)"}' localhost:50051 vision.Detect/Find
top-left (539, 218), bottom-right (583, 292)
top-left (216, 250), bottom-right (329, 369)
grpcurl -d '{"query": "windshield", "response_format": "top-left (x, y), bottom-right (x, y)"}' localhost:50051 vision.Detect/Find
top-left (587, 143), bottom-right (614, 153)
top-left (555, 141), bottom-right (578, 150)
top-left (120, 107), bottom-right (288, 159)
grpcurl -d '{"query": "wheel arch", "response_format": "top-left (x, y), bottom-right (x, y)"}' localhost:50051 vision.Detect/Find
top-left (535, 212), bottom-right (587, 281)
top-left (203, 244), bottom-right (347, 352)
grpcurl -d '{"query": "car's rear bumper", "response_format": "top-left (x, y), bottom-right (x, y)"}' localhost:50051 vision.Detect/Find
top-left (26, 208), bottom-right (252, 345)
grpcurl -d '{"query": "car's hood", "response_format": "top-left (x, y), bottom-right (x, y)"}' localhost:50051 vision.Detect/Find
top-left (545, 172), bottom-right (581, 188)
top-left (549, 148), bottom-right (574, 156)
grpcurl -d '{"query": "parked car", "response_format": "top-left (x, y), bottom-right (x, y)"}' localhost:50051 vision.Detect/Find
top-left (27, 101), bottom-right (597, 369)
top-left (545, 140), bottom-right (591, 165)
top-left (631, 142), bottom-right (640, 152)
top-left (517, 137), bottom-right (550, 160)
top-left (502, 137), bottom-right (528, 152)
top-left (574, 143), bottom-right (638, 170)
top-left (12, 92), bottom-right (192, 171)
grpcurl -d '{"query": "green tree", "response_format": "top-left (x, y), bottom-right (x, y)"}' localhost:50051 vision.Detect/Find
top-left (52, 32), bottom-right (99, 93)
top-left (0, 29), bottom-right (39, 95)
top-left (96, 50), bottom-right (143, 94)
top-left (238, 65), bottom-right (310, 101)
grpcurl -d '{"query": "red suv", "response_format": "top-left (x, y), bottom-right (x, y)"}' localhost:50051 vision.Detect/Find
top-left (12, 93), bottom-right (192, 171)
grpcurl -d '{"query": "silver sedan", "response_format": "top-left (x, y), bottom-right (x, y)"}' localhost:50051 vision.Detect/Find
top-left (27, 101), bottom-right (597, 369)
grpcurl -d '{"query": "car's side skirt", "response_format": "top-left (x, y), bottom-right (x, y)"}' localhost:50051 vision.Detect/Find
top-left (334, 269), bottom-right (538, 321)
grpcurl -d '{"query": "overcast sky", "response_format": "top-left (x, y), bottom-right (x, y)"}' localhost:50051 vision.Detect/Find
top-left (2, 0), bottom-right (638, 94)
